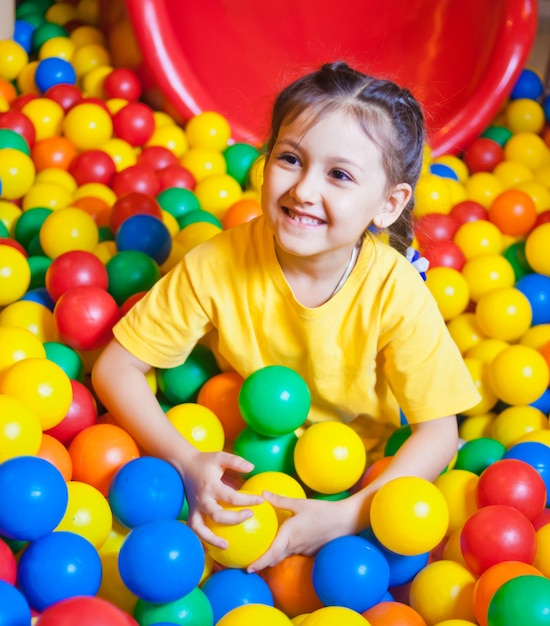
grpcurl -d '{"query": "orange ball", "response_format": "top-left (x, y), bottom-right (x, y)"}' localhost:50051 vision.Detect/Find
top-left (68, 423), bottom-right (140, 496)
top-left (260, 554), bottom-right (324, 618)
top-left (37, 433), bottom-right (73, 482)
top-left (197, 371), bottom-right (246, 442)
top-left (487, 189), bottom-right (538, 236)
top-left (359, 455), bottom-right (393, 489)
top-left (31, 136), bottom-right (77, 171)
top-left (222, 198), bottom-right (262, 229)
top-left (72, 195), bottom-right (112, 228)
top-left (362, 601), bottom-right (427, 626)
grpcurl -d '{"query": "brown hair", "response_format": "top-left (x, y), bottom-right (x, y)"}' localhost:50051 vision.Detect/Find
top-left (266, 61), bottom-right (426, 255)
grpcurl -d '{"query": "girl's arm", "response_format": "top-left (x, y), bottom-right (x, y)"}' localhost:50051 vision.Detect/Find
top-left (248, 415), bottom-right (458, 571)
top-left (92, 339), bottom-right (263, 547)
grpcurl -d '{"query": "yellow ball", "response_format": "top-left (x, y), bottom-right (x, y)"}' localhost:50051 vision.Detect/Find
top-left (301, 606), bottom-right (367, 625)
top-left (475, 287), bottom-right (532, 342)
top-left (38, 36), bottom-right (76, 62)
top-left (80, 65), bottom-right (113, 99)
top-left (460, 254), bottom-right (515, 302)
top-left (433, 155), bottom-right (469, 183)
top-left (0, 300), bottom-right (58, 343)
top-left (63, 102), bottom-right (113, 151)
top-left (414, 174), bottom-right (453, 216)
top-left (425, 267), bottom-right (470, 321)
top-left (461, 357), bottom-right (499, 416)
top-left (166, 403), bottom-right (225, 452)
top-left (0, 357), bottom-right (73, 430)
top-left (21, 98), bottom-right (64, 141)
top-left (504, 132), bottom-right (550, 170)
top-left (242, 471), bottom-right (307, 525)
top-left (294, 421), bottom-right (366, 494)
top-left (409, 560), bottom-right (477, 624)
top-left (36, 168), bottom-right (77, 193)
top-left (534, 524), bottom-right (550, 577)
top-left (493, 159), bottom-right (534, 189)
top-left (488, 344), bottom-right (549, 405)
top-left (205, 497), bottom-right (278, 568)
top-left (185, 111), bottom-right (232, 151)
top-left (180, 147), bottom-right (227, 182)
top-left (446, 313), bottom-right (486, 355)
top-left (520, 324), bottom-right (550, 350)
top-left (56, 480), bottom-right (113, 550)
top-left (100, 137), bottom-right (137, 171)
top-left (0, 245), bottom-right (30, 306)
top-left (0, 200), bottom-right (22, 234)
top-left (16, 61), bottom-right (38, 95)
top-left (0, 326), bottom-right (46, 376)
top-left (516, 180), bottom-right (550, 213)
top-left (0, 148), bottom-right (36, 200)
top-left (70, 25), bottom-right (106, 48)
top-left (194, 173), bottom-right (243, 219)
top-left (0, 40), bottom-right (28, 81)
top-left (453, 220), bottom-right (504, 259)
top-left (146, 124), bottom-right (188, 158)
top-left (465, 338), bottom-right (509, 364)
top-left (0, 394), bottom-right (42, 461)
top-left (22, 181), bottom-right (73, 211)
top-left (45, 2), bottom-right (77, 25)
top-left (370, 476), bottom-right (449, 555)
top-left (434, 469), bottom-right (479, 536)
top-left (464, 172), bottom-right (504, 209)
top-left (174, 221), bottom-right (222, 255)
top-left (525, 222), bottom-right (550, 276)
top-left (40, 207), bottom-right (99, 258)
top-left (217, 604), bottom-right (292, 626)
top-left (458, 413), bottom-right (496, 441)
top-left (489, 405), bottom-right (548, 448)
top-left (505, 98), bottom-right (545, 134)
top-left (247, 155), bottom-right (265, 191)
top-left (71, 43), bottom-right (111, 77)
top-left (73, 182), bottom-right (117, 206)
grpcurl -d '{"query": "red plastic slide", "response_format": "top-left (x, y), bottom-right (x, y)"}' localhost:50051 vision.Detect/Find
top-left (99, 0), bottom-right (538, 155)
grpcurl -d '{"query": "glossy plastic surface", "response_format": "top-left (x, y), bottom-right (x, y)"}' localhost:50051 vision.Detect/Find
top-left (99, 0), bottom-right (538, 155)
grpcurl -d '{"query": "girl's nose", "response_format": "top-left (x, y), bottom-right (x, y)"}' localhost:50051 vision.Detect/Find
top-left (290, 171), bottom-right (320, 204)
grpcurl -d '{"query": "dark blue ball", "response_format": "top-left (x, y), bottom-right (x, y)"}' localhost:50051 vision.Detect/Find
top-left (34, 57), bottom-right (77, 93)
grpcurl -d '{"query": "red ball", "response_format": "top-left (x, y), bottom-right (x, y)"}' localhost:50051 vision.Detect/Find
top-left (111, 163), bottom-right (161, 198)
top-left (0, 238), bottom-right (28, 257)
top-left (53, 286), bottom-right (121, 351)
top-left (44, 83), bottom-right (83, 113)
top-left (69, 149), bottom-right (117, 186)
top-left (460, 504), bottom-right (537, 575)
top-left (476, 458), bottom-right (547, 522)
top-left (0, 537), bottom-right (17, 585)
top-left (35, 596), bottom-right (138, 626)
top-left (45, 250), bottom-right (109, 301)
top-left (80, 96), bottom-right (110, 112)
top-left (463, 137), bottom-right (504, 173)
top-left (109, 191), bottom-right (163, 234)
top-left (158, 164), bottom-right (196, 191)
top-left (112, 102), bottom-right (155, 147)
top-left (9, 93), bottom-right (38, 110)
top-left (534, 209), bottom-right (550, 228)
top-left (450, 200), bottom-right (488, 225)
top-left (44, 379), bottom-right (98, 446)
top-left (0, 109), bottom-right (36, 146)
top-left (119, 290), bottom-right (147, 316)
top-left (422, 239), bottom-right (466, 271)
top-left (414, 212), bottom-right (460, 248)
top-left (533, 508), bottom-right (550, 530)
top-left (137, 145), bottom-right (179, 172)
top-left (103, 67), bottom-right (142, 102)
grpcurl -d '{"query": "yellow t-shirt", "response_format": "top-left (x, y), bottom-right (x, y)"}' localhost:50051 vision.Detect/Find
top-left (113, 216), bottom-right (480, 426)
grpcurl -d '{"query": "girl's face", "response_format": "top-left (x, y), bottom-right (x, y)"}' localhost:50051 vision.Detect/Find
top-left (262, 108), bottom-right (411, 262)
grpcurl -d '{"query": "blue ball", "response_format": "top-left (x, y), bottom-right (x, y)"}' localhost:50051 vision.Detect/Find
top-left (312, 534), bottom-right (390, 613)
top-left (531, 387), bottom-right (550, 416)
top-left (504, 441), bottom-right (550, 506)
top-left (115, 214), bottom-right (172, 265)
top-left (0, 456), bottom-right (68, 541)
top-left (544, 96), bottom-right (550, 124)
top-left (201, 568), bottom-right (274, 623)
top-left (34, 57), bottom-right (77, 93)
top-left (515, 273), bottom-right (550, 325)
top-left (108, 456), bottom-right (185, 528)
top-left (118, 519), bottom-right (205, 603)
top-left (17, 531), bottom-right (102, 611)
top-left (20, 286), bottom-right (56, 310)
top-left (510, 68), bottom-right (544, 101)
top-left (0, 580), bottom-right (32, 626)
top-left (429, 163), bottom-right (459, 180)
top-left (13, 19), bottom-right (35, 54)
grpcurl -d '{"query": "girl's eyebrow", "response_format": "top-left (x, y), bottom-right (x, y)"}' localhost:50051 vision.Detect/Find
top-left (276, 138), bottom-right (362, 169)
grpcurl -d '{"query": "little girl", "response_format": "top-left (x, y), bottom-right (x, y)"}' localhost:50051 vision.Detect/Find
top-left (92, 61), bottom-right (480, 571)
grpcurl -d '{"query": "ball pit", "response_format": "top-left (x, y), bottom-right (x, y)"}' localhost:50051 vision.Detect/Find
top-left (0, 1), bottom-right (548, 622)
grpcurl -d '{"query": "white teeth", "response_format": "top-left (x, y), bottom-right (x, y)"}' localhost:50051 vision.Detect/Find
top-left (287, 209), bottom-right (322, 225)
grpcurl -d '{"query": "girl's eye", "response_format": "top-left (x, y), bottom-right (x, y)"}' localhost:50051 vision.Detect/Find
top-left (331, 169), bottom-right (351, 181)
top-left (277, 153), bottom-right (300, 166)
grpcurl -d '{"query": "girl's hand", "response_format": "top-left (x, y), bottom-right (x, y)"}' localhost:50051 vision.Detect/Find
top-left (182, 450), bottom-right (264, 548)
top-left (247, 492), bottom-right (357, 571)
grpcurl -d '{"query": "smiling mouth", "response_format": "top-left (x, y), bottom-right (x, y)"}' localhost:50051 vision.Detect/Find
top-left (285, 207), bottom-right (325, 225)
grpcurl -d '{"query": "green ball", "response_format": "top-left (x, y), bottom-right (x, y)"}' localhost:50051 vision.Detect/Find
top-left (157, 344), bottom-right (221, 404)
top-left (31, 22), bottom-right (68, 52)
top-left (133, 586), bottom-right (214, 626)
top-left (0, 221), bottom-right (9, 238)
top-left (176, 209), bottom-right (222, 230)
top-left (44, 341), bottom-right (85, 382)
top-left (488, 575), bottom-right (550, 626)
top-left (156, 187), bottom-right (200, 220)
top-left (14, 207), bottom-right (52, 251)
top-left (0, 130), bottom-right (30, 155)
top-left (106, 250), bottom-right (161, 306)
top-left (224, 143), bottom-right (261, 187)
top-left (454, 437), bottom-right (506, 475)
top-left (502, 240), bottom-right (533, 281)
top-left (481, 125), bottom-right (513, 147)
top-left (27, 255), bottom-right (51, 290)
top-left (238, 365), bottom-right (311, 437)
top-left (232, 427), bottom-right (298, 477)
top-left (384, 424), bottom-right (412, 456)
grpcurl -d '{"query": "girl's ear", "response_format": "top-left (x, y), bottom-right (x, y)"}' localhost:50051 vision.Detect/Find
top-left (372, 183), bottom-right (413, 229)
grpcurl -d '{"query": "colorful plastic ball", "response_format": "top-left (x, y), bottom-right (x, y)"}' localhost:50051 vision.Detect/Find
top-left (461, 254), bottom-right (515, 303)
top-left (415, 213), bottom-right (460, 248)
top-left (302, 605), bottom-right (375, 625)
top-left (232, 428), bottom-right (298, 477)
top-left (294, 422), bottom-right (366, 494)
top-left (510, 68), bottom-right (544, 100)
top-left (453, 219), bottom-right (503, 259)
top-left (62, 102), bottom-right (113, 151)
top-left (194, 173), bottom-right (243, 218)
top-left (37, 433), bottom-right (73, 482)
top-left (422, 239), bottom-right (466, 271)
top-left (133, 586), bottom-right (213, 626)
top-left (489, 405), bottom-right (548, 448)
top-left (103, 66), bottom-right (142, 101)
top-left (112, 101), bottom-right (155, 146)
top-left (0, 455), bottom-right (68, 542)
top-left (109, 191), bottom-right (163, 233)
top-left (525, 223), bottom-right (550, 276)
top-left (45, 249), bottom-right (108, 301)
top-left (53, 285), bottom-right (120, 351)
top-left (224, 142), bottom-right (261, 187)
top-left (0, 580), bottom-right (32, 626)
top-left (476, 458), bottom-right (546, 521)
top-left (197, 371), bottom-right (246, 442)
top-left (504, 441), bottom-right (550, 506)
top-left (475, 287), bottom-right (532, 342)
top-left (18, 530), bottom-right (101, 612)
top-left (205, 497), bottom-right (278, 568)
top-left (506, 98), bottom-right (545, 134)
top-left (0, 537), bottom-right (17, 585)
top-left (0, 393), bottom-right (43, 461)
top-left (369, 475), bottom-right (449, 555)
top-left (34, 56), bottom-right (76, 92)
top-left (69, 148), bottom-right (116, 186)
top-left (488, 344), bottom-right (549, 405)
top-left (488, 188), bottom-right (538, 236)
top-left (473, 560), bottom-right (542, 626)
top-left (0, 39), bottom-right (28, 81)
top-left (242, 471), bottom-right (306, 525)
top-left (111, 162), bottom-right (161, 198)
top-left (202, 567), bottom-right (274, 624)
top-left (311, 535), bottom-right (389, 613)
top-left (0, 147), bottom-right (36, 200)
top-left (186, 111), bottom-right (232, 151)
top-left (454, 437), bottom-right (506, 475)
top-left (362, 601), bottom-right (427, 626)
top-left (502, 240), bottom-right (532, 281)
top-left (504, 131), bottom-right (549, 171)
top-left (409, 560), bottom-right (477, 624)
top-left (434, 469), bottom-right (479, 536)
top-left (39, 207), bottom-right (99, 258)
top-left (105, 249), bottom-right (161, 305)
top-left (214, 603), bottom-right (291, 626)
top-left (69, 423), bottom-right (140, 497)
top-left (0, 127), bottom-right (30, 154)
top-left (35, 595), bottom-right (138, 626)
top-left (450, 200), bottom-right (487, 224)
top-left (166, 402), bottom-right (225, 452)
top-left (44, 379), bottom-right (96, 448)
top-left (118, 518), bottom-right (204, 603)
top-left (238, 366), bottom-right (311, 437)
top-left (425, 266), bottom-right (470, 321)
top-left (0, 244), bottom-right (31, 306)
top-left (460, 504), bottom-right (537, 575)
top-left (108, 456), bottom-right (185, 528)
top-left (115, 213), bottom-right (172, 265)
top-left (463, 138), bottom-right (504, 173)
top-left (487, 574), bottom-right (550, 626)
